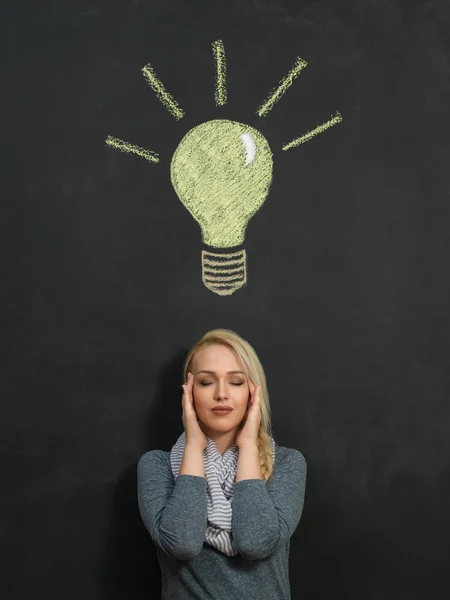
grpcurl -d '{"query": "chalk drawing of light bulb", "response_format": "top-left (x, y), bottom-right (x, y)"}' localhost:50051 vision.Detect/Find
top-left (170, 120), bottom-right (273, 294)
top-left (106, 39), bottom-right (343, 295)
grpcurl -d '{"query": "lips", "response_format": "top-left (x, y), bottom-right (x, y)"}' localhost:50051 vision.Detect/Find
top-left (212, 408), bottom-right (233, 413)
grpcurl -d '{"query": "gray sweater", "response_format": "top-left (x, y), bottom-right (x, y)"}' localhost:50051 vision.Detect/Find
top-left (137, 443), bottom-right (307, 600)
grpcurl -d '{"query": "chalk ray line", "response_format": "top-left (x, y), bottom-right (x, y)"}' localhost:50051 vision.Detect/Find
top-left (282, 111), bottom-right (343, 150)
top-left (141, 63), bottom-right (185, 120)
top-left (105, 136), bottom-right (160, 163)
top-left (212, 40), bottom-right (227, 106)
top-left (256, 56), bottom-right (307, 118)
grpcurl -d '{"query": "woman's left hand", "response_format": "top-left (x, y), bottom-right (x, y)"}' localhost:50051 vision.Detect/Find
top-left (236, 381), bottom-right (261, 449)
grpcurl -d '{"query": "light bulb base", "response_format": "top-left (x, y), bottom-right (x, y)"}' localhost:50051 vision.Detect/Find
top-left (201, 249), bottom-right (247, 296)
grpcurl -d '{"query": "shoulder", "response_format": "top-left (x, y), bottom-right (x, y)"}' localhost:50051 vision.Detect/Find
top-left (274, 444), bottom-right (307, 474)
top-left (137, 449), bottom-right (171, 473)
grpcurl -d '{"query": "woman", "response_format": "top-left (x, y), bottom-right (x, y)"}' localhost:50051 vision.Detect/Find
top-left (137, 329), bottom-right (307, 600)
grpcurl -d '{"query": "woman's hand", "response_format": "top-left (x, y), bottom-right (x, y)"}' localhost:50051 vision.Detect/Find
top-left (236, 381), bottom-right (261, 449)
top-left (182, 373), bottom-right (207, 451)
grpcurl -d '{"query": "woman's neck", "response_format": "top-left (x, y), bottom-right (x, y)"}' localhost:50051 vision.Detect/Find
top-left (199, 424), bottom-right (238, 455)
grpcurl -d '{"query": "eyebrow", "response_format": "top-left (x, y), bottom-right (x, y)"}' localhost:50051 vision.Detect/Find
top-left (195, 370), bottom-right (246, 375)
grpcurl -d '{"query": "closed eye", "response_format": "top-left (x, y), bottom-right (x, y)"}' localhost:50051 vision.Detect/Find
top-left (199, 381), bottom-right (244, 386)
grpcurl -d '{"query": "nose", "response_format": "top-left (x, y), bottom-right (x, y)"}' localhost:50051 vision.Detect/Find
top-left (215, 379), bottom-right (228, 400)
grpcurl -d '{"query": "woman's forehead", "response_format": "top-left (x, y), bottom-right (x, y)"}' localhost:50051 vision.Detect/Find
top-left (192, 344), bottom-right (243, 372)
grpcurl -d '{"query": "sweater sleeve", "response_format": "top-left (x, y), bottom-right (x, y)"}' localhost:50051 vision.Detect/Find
top-left (231, 448), bottom-right (307, 560)
top-left (137, 450), bottom-right (208, 560)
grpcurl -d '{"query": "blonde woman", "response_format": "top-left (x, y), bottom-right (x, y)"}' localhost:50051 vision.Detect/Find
top-left (138, 329), bottom-right (307, 600)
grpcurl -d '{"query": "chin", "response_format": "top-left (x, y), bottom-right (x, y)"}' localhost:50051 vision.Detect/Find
top-left (203, 418), bottom-right (241, 432)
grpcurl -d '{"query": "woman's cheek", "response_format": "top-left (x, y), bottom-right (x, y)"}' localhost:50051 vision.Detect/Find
top-left (193, 389), bottom-right (208, 412)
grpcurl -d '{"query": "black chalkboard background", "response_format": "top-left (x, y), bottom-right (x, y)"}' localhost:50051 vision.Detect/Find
top-left (2, 1), bottom-right (450, 598)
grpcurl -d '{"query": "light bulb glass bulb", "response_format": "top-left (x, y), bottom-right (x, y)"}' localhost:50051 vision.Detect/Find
top-left (170, 119), bottom-right (273, 295)
top-left (171, 119), bottom-right (273, 246)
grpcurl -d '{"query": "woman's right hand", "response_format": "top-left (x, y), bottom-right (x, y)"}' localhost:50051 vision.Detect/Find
top-left (182, 373), bottom-right (207, 451)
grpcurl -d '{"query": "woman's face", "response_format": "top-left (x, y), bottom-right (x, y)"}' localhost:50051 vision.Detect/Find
top-left (190, 344), bottom-right (250, 437)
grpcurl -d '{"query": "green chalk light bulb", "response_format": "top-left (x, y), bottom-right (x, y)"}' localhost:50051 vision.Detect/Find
top-left (170, 119), bottom-right (273, 295)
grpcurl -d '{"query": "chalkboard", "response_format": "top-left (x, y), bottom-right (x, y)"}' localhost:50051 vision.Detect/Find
top-left (2, 1), bottom-right (450, 599)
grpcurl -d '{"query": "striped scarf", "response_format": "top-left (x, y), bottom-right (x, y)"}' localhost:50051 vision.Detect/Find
top-left (170, 431), bottom-right (276, 556)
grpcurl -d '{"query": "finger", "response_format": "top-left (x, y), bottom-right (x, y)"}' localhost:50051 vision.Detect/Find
top-left (249, 385), bottom-right (260, 407)
top-left (248, 381), bottom-right (256, 404)
top-left (182, 384), bottom-right (195, 417)
top-left (181, 384), bottom-right (188, 404)
top-left (251, 382), bottom-right (261, 401)
top-left (248, 379), bottom-right (256, 395)
top-left (182, 382), bottom-right (191, 402)
top-left (187, 372), bottom-right (195, 393)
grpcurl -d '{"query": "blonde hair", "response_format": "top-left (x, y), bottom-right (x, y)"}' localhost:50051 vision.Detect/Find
top-left (183, 329), bottom-right (274, 483)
